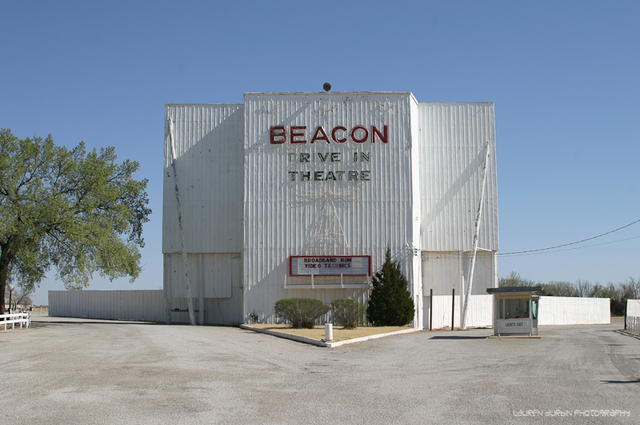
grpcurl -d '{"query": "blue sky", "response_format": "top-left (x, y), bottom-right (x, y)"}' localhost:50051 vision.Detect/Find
top-left (2, 1), bottom-right (639, 305)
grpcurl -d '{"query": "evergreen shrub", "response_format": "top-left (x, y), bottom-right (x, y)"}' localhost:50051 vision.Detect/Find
top-left (367, 247), bottom-right (415, 326)
top-left (274, 298), bottom-right (330, 329)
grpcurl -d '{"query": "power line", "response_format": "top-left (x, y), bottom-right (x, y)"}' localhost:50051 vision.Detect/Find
top-left (500, 235), bottom-right (640, 257)
top-left (499, 218), bottom-right (640, 256)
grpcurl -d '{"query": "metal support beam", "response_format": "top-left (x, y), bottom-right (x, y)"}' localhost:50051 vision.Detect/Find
top-left (461, 140), bottom-right (491, 330)
top-left (168, 118), bottom-right (196, 326)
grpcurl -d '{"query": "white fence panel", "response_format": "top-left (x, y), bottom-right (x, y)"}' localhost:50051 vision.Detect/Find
top-left (1, 312), bottom-right (30, 330)
top-left (627, 299), bottom-right (640, 317)
top-left (425, 294), bottom-right (493, 330)
top-left (423, 295), bottom-right (611, 330)
top-left (538, 296), bottom-right (610, 325)
top-left (627, 300), bottom-right (640, 335)
top-left (49, 290), bottom-right (164, 322)
top-left (627, 316), bottom-right (640, 335)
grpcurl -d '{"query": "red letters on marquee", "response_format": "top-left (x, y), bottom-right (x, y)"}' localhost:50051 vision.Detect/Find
top-left (270, 125), bottom-right (388, 144)
top-left (290, 126), bottom-right (306, 143)
top-left (311, 126), bottom-right (329, 144)
top-left (371, 125), bottom-right (388, 143)
top-left (331, 126), bottom-right (347, 143)
top-left (270, 126), bottom-right (286, 144)
top-left (351, 126), bottom-right (368, 143)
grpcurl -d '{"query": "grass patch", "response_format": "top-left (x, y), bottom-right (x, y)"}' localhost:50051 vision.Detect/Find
top-left (248, 324), bottom-right (412, 342)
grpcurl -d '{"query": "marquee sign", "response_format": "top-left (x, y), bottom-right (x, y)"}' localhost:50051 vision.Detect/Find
top-left (269, 124), bottom-right (390, 184)
top-left (290, 256), bottom-right (372, 276)
top-left (270, 125), bottom-right (388, 145)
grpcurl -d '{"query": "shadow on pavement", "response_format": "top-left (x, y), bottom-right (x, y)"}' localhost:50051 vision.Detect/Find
top-left (613, 330), bottom-right (640, 341)
top-left (429, 335), bottom-right (488, 340)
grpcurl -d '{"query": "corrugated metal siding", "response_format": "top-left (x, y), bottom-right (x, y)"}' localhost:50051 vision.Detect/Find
top-left (48, 290), bottom-right (164, 322)
top-left (167, 296), bottom-right (243, 325)
top-left (161, 94), bottom-right (499, 325)
top-left (164, 253), bottom-right (243, 324)
top-left (163, 104), bottom-right (244, 254)
top-left (422, 251), bottom-right (496, 296)
top-left (165, 253), bottom-right (240, 299)
top-left (418, 103), bottom-right (498, 251)
top-left (243, 93), bottom-right (417, 322)
top-left (166, 253), bottom-right (202, 298)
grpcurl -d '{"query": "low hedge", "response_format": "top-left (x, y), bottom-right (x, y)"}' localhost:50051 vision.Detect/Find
top-left (274, 298), bottom-right (330, 329)
top-left (331, 298), bottom-right (367, 329)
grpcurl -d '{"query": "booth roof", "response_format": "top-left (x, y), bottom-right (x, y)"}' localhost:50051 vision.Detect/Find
top-left (487, 286), bottom-right (542, 293)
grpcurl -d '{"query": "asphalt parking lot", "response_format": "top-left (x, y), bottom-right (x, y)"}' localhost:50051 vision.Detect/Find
top-left (1, 313), bottom-right (638, 425)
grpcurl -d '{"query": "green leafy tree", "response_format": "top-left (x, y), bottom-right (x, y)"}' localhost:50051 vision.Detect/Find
top-left (367, 247), bottom-right (415, 326)
top-left (539, 281), bottom-right (579, 297)
top-left (600, 277), bottom-right (640, 316)
top-left (0, 129), bottom-right (151, 313)
top-left (499, 271), bottom-right (538, 287)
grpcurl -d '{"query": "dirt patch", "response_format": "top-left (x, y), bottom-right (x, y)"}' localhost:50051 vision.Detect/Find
top-left (247, 324), bottom-right (411, 342)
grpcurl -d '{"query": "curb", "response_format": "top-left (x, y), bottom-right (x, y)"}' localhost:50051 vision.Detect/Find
top-left (240, 325), bottom-right (421, 348)
top-left (487, 335), bottom-right (541, 339)
top-left (326, 327), bottom-right (421, 347)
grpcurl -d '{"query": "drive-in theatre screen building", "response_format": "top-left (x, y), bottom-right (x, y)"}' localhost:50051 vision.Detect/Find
top-left (163, 91), bottom-right (498, 329)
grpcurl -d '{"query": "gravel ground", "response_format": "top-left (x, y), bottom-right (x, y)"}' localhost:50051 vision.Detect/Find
top-left (1, 313), bottom-right (638, 424)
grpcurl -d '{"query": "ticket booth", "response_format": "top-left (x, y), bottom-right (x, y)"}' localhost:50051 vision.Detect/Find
top-left (487, 287), bottom-right (541, 336)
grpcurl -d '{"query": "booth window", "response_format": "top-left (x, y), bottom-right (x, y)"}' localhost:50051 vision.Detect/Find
top-left (500, 298), bottom-right (530, 319)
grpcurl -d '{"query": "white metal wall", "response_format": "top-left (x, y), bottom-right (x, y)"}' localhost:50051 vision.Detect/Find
top-left (47, 290), bottom-right (614, 328)
top-left (424, 294), bottom-right (493, 329)
top-left (538, 296), bottom-right (610, 325)
top-left (242, 92), bottom-right (420, 323)
top-left (424, 295), bottom-right (611, 329)
top-left (163, 104), bottom-right (244, 254)
top-left (49, 290), bottom-right (164, 322)
top-left (163, 104), bottom-right (245, 324)
top-left (165, 253), bottom-right (240, 298)
top-left (422, 251), bottom-right (497, 296)
top-left (162, 94), bottom-right (499, 326)
top-left (164, 253), bottom-right (243, 325)
top-left (417, 103), bottom-right (498, 252)
top-left (628, 299), bottom-right (640, 317)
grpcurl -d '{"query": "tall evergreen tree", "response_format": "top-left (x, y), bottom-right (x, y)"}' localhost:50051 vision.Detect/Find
top-left (367, 247), bottom-right (415, 326)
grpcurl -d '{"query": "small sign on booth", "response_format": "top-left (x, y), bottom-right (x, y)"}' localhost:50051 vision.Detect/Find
top-left (487, 286), bottom-right (541, 337)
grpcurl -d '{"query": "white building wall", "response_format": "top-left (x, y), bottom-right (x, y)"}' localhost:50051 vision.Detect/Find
top-left (163, 104), bottom-right (245, 324)
top-left (163, 104), bottom-right (244, 254)
top-left (422, 251), bottom-right (497, 296)
top-left (164, 253), bottom-right (243, 324)
top-left (162, 94), bottom-right (500, 326)
top-left (417, 103), bottom-right (498, 252)
top-left (243, 92), bottom-right (418, 323)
